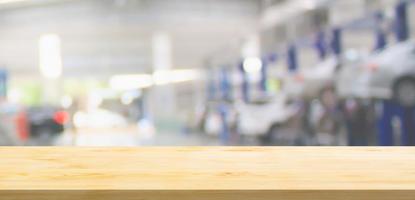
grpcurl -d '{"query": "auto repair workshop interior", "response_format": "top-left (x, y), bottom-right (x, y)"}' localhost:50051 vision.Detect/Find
top-left (0, 0), bottom-right (414, 147)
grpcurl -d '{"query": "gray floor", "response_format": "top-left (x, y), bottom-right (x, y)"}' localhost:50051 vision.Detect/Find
top-left (54, 128), bottom-right (221, 146)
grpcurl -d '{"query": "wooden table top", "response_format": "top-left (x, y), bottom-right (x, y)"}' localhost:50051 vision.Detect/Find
top-left (0, 147), bottom-right (414, 200)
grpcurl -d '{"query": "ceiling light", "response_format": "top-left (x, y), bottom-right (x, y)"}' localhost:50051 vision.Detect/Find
top-left (110, 74), bottom-right (153, 90)
top-left (243, 57), bottom-right (262, 74)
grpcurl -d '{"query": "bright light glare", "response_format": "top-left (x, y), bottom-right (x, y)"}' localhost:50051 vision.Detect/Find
top-left (39, 34), bottom-right (62, 79)
top-left (170, 69), bottom-right (200, 83)
top-left (153, 70), bottom-right (171, 85)
top-left (243, 57), bottom-right (262, 73)
top-left (61, 95), bottom-right (73, 109)
top-left (8, 88), bottom-right (22, 103)
top-left (110, 74), bottom-right (153, 90)
top-left (121, 95), bottom-right (134, 105)
top-left (110, 69), bottom-right (200, 90)
top-left (303, 0), bottom-right (317, 10)
top-left (345, 49), bottom-right (360, 62)
top-left (153, 69), bottom-right (200, 85)
top-left (73, 111), bottom-right (87, 128)
top-left (121, 91), bottom-right (141, 105)
top-left (0, 0), bottom-right (26, 4)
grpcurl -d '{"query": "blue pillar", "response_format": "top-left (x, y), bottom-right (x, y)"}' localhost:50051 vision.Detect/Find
top-left (377, 101), bottom-right (396, 146)
top-left (330, 28), bottom-right (342, 56)
top-left (374, 11), bottom-right (387, 50)
top-left (374, 1), bottom-right (414, 146)
top-left (372, 11), bottom-right (396, 145)
top-left (287, 44), bottom-right (298, 72)
top-left (394, 1), bottom-right (415, 145)
top-left (268, 53), bottom-right (278, 64)
top-left (314, 31), bottom-right (327, 60)
top-left (395, 1), bottom-right (409, 42)
top-left (399, 108), bottom-right (415, 145)
top-left (220, 67), bottom-right (232, 101)
top-left (207, 69), bottom-right (217, 101)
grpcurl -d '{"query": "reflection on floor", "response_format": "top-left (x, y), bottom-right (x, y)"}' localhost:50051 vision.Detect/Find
top-left (54, 127), bottom-right (220, 146)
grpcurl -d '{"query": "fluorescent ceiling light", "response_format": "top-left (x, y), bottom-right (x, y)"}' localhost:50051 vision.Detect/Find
top-left (110, 69), bottom-right (200, 90)
top-left (110, 74), bottom-right (153, 90)
top-left (153, 69), bottom-right (200, 85)
top-left (170, 69), bottom-right (200, 83)
top-left (243, 57), bottom-right (262, 74)
top-left (153, 70), bottom-right (171, 86)
top-left (0, 0), bottom-right (27, 4)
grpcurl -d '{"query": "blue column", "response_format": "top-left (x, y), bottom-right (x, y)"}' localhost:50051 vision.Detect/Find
top-left (287, 44), bottom-right (298, 72)
top-left (207, 69), bottom-right (217, 101)
top-left (399, 108), bottom-right (415, 145)
top-left (394, 1), bottom-right (414, 145)
top-left (372, 11), bottom-right (396, 145)
top-left (220, 67), bottom-right (232, 101)
top-left (330, 28), bottom-right (342, 56)
top-left (314, 31), bottom-right (327, 60)
top-left (374, 1), bottom-right (414, 146)
top-left (377, 101), bottom-right (396, 146)
top-left (374, 11), bottom-right (387, 50)
top-left (268, 53), bottom-right (278, 63)
top-left (395, 1), bottom-right (409, 42)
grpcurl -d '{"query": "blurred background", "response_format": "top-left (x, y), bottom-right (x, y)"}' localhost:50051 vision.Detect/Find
top-left (0, 0), bottom-right (414, 146)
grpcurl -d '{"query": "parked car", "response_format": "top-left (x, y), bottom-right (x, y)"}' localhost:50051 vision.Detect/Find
top-left (335, 53), bottom-right (367, 99)
top-left (349, 40), bottom-right (415, 107)
top-left (0, 102), bottom-right (27, 145)
top-left (73, 108), bottom-right (128, 129)
top-left (235, 93), bottom-right (297, 144)
top-left (199, 101), bottom-right (237, 137)
top-left (283, 57), bottom-right (340, 100)
top-left (26, 106), bottom-right (68, 139)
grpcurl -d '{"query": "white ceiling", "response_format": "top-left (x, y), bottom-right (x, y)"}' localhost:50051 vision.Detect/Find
top-left (0, 0), bottom-right (260, 78)
top-left (0, 0), bottom-right (413, 78)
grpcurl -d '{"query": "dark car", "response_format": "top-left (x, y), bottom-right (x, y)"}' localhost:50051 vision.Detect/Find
top-left (26, 106), bottom-right (68, 138)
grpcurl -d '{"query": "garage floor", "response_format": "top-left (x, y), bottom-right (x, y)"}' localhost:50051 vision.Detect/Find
top-left (54, 128), bottom-right (220, 146)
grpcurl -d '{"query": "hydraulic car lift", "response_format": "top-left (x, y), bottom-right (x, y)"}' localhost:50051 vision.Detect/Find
top-left (377, 1), bottom-right (415, 146)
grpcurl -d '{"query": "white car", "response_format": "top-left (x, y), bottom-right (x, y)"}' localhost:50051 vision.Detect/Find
top-left (335, 51), bottom-right (369, 98)
top-left (73, 109), bottom-right (128, 129)
top-left (349, 40), bottom-right (415, 107)
top-left (200, 101), bottom-right (237, 136)
top-left (283, 57), bottom-right (339, 100)
top-left (235, 93), bottom-right (297, 143)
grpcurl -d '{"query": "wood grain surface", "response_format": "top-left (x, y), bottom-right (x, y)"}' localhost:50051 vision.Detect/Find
top-left (0, 147), bottom-right (414, 200)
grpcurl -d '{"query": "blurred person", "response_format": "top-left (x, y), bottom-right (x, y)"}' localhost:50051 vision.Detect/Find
top-left (313, 85), bottom-right (344, 145)
top-left (341, 99), bottom-right (373, 146)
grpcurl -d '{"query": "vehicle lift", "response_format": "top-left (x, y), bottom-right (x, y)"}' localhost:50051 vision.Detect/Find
top-left (377, 1), bottom-right (415, 146)
top-left (218, 67), bottom-right (232, 145)
top-left (207, 67), bottom-right (232, 144)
